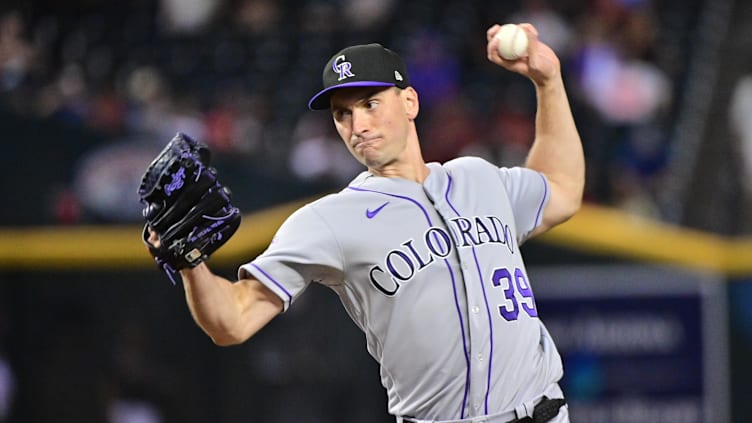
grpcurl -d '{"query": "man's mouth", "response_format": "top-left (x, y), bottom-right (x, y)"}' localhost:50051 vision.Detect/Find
top-left (353, 137), bottom-right (379, 149)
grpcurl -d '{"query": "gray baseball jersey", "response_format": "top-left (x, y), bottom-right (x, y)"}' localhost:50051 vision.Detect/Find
top-left (239, 157), bottom-right (564, 420)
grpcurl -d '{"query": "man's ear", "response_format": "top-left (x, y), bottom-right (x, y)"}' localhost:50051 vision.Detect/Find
top-left (402, 87), bottom-right (419, 120)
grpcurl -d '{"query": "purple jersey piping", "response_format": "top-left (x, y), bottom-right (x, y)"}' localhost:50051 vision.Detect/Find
top-left (347, 185), bottom-right (471, 418)
top-left (443, 174), bottom-right (495, 415)
top-left (534, 172), bottom-right (549, 228)
top-left (250, 263), bottom-right (293, 302)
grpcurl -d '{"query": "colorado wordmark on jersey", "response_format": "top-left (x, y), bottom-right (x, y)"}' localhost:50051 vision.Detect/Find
top-left (240, 157), bottom-right (564, 421)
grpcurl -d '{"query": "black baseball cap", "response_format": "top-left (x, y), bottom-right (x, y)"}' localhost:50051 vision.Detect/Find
top-left (308, 43), bottom-right (410, 110)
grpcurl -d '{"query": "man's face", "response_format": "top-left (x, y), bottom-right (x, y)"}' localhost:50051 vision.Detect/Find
top-left (329, 86), bottom-right (415, 171)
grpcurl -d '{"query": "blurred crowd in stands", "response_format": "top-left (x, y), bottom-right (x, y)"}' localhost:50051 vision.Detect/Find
top-left (3, 2), bottom-right (752, 422)
top-left (0, 0), bottom-right (704, 225)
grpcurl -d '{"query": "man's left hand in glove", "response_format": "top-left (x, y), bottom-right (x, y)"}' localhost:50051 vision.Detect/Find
top-left (138, 132), bottom-right (241, 283)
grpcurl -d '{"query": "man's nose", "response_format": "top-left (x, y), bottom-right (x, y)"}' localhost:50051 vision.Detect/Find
top-left (351, 109), bottom-right (370, 136)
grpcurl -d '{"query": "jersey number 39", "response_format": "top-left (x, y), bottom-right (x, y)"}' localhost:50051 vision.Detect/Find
top-left (491, 267), bottom-right (538, 321)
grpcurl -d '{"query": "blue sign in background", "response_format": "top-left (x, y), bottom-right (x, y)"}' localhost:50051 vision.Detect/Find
top-left (530, 265), bottom-right (728, 423)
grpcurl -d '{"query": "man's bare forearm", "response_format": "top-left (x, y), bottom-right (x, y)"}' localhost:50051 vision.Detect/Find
top-left (181, 263), bottom-right (283, 346)
top-left (526, 76), bottom-right (585, 221)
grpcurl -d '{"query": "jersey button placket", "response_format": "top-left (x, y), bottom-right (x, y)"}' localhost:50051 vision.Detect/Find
top-left (459, 251), bottom-right (490, 417)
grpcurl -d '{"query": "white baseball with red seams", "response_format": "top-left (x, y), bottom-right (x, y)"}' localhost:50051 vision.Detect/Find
top-left (494, 24), bottom-right (529, 60)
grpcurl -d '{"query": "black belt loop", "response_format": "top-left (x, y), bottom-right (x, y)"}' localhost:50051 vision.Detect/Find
top-left (511, 396), bottom-right (567, 423)
top-left (531, 396), bottom-right (566, 422)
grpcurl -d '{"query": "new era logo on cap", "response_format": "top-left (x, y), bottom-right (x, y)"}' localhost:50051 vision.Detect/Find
top-left (308, 43), bottom-right (410, 110)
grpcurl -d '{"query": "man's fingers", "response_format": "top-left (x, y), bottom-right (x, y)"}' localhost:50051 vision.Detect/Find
top-left (148, 228), bottom-right (161, 248)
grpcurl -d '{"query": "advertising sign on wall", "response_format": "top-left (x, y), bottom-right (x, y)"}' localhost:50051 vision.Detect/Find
top-left (531, 264), bottom-right (728, 423)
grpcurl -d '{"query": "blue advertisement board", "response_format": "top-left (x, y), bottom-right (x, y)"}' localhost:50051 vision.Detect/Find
top-left (530, 265), bottom-right (728, 423)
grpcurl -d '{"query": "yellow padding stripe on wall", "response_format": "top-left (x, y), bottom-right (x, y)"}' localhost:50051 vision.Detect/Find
top-left (1, 201), bottom-right (751, 276)
top-left (540, 204), bottom-right (752, 277)
top-left (0, 200), bottom-right (307, 270)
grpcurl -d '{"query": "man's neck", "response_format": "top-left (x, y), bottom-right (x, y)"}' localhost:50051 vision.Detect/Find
top-left (369, 161), bottom-right (430, 183)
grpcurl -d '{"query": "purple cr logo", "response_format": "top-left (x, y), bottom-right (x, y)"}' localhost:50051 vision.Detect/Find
top-left (332, 55), bottom-right (355, 81)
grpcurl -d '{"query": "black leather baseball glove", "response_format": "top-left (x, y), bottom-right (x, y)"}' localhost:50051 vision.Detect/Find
top-left (138, 132), bottom-right (241, 283)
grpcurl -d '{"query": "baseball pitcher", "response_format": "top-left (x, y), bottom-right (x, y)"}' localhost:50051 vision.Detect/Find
top-left (140, 23), bottom-right (584, 423)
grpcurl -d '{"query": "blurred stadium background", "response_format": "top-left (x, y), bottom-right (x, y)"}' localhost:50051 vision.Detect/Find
top-left (0, 0), bottom-right (751, 421)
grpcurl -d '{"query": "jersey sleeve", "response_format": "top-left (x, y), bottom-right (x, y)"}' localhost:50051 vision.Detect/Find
top-left (497, 166), bottom-right (550, 244)
top-left (238, 203), bottom-right (343, 312)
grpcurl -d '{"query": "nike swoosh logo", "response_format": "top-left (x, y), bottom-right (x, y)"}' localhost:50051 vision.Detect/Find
top-left (366, 202), bottom-right (389, 219)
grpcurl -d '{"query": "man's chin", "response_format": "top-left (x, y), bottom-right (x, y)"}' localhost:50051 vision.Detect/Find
top-left (364, 156), bottom-right (398, 173)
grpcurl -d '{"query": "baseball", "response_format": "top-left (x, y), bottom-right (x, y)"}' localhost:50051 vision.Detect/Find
top-left (494, 24), bottom-right (529, 60)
